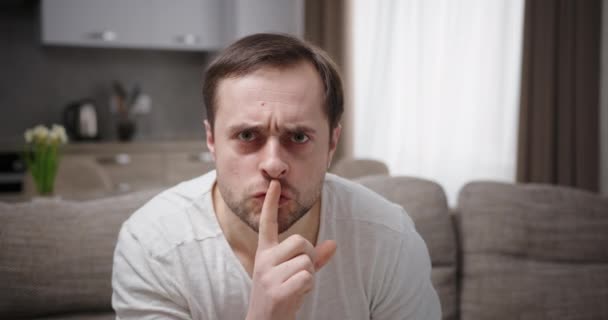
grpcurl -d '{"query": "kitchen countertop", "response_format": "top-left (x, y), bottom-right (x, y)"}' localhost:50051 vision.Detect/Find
top-left (0, 139), bottom-right (208, 154)
top-left (61, 139), bottom-right (208, 154)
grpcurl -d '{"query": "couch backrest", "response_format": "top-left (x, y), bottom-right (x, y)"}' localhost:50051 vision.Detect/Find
top-left (331, 158), bottom-right (390, 179)
top-left (457, 181), bottom-right (608, 320)
top-left (357, 175), bottom-right (458, 320)
top-left (0, 189), bottom-right (161, 318)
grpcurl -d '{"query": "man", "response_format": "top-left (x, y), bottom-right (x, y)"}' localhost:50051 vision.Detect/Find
top-left (112, 33), bottom-right (440, 319)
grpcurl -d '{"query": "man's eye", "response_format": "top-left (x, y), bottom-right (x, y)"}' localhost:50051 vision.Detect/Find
top-left (290, 132), bottom-right (309, 144)
top-left (237, 131), bottom-right (256, 142)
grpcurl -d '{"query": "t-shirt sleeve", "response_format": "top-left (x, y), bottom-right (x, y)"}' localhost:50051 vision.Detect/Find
top-left (370, 216), bottom-right (442, 320)
top-left (112, 223), bottom-right (191, 320)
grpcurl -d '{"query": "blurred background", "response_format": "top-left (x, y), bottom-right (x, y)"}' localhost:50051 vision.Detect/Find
top-left (0, 0), bottom-right (605, 204)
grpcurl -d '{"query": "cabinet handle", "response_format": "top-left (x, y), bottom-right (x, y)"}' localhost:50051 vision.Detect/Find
top-left (97, 153), bottom-right (130, 166)
top-left (176, 34), bottom-right (198, 45)
top-left (91, 30), bottom-right (117, 42)
top-left (114, 153), bottom-right (131, 165)
top-left (116, 182), bottom-right (131, 193)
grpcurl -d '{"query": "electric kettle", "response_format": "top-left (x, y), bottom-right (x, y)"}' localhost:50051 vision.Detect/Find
top-left (63, 99), bottom-right (100, 141)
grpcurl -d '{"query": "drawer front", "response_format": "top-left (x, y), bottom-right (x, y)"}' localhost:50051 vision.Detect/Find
top-left (97, 153), bottom-right (165, 193)
top-left (166, 152), bottom-right (215, 186)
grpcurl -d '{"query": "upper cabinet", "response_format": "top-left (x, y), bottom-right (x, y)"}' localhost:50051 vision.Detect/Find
top-left (41, 0), bottom-right (225, 51)
top-left (228, 0), bottom-right (304, 40)
top-left (41, 0), bottom-right (304, 51)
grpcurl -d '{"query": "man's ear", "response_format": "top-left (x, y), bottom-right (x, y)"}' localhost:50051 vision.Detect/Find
top-left (204, 120), bottom-right (216, 161)
top-left (327, 124), bottom-right (342, 168)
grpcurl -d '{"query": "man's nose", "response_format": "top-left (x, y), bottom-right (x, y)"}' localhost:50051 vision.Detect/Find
top-left (259, 138), bottom-right (288, 179)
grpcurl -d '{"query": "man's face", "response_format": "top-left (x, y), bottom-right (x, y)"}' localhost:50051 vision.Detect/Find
top-left (205, 61), bottom-right (340, 234)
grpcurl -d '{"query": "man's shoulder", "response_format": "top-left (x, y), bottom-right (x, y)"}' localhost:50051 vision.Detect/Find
top-left (120, 171), bottom-right (220, 258)
top-left (323, 173), bottom-right (415, 235)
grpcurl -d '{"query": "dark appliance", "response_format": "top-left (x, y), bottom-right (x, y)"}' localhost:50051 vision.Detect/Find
top-left (0, 152), bottom-right (25, 193)
top-left (63, 99), bottom-right (100, 141)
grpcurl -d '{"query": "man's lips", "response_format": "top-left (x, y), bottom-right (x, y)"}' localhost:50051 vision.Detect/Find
top-left (253, 192), bottom-right (291, 204)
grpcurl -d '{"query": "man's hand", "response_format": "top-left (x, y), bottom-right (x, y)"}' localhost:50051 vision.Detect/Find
top-left (246, 180), bottom-right (337, 320)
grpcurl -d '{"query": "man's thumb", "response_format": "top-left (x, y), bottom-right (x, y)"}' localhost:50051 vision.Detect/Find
top-left (313, 240), bottom-right (337, 271)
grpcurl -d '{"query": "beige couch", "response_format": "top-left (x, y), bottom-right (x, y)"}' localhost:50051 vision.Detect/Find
top-left (1, 176), bottom-right (607, 319)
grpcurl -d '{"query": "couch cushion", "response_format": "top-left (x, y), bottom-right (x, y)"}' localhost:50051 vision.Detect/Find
top-left (357, 175), bottom-right (458, 320)
top-left (0, 189), bottom-right (161, 319)
top-left (458, 181), bottom-right (608, 320)
top-left (34, 312), bottom-right (115, 320)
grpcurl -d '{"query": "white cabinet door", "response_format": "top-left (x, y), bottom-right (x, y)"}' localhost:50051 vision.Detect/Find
top-left (146, 0), bottom-right (224, 50)
top-left (41, 0), bottom-right (224, 50)
top-left (42, 0), bottom-right (151, 49)
top-left (41, 0), bottom-right (303, 51)
top-left (229, 0), bottom-right (304, 42)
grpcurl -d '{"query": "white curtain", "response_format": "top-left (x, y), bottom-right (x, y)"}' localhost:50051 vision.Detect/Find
top-left (351, 0), bottom-right (525, 206)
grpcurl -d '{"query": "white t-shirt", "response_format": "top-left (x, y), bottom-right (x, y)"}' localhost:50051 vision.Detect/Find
top-left (112, 171), bottom-right (441, 319)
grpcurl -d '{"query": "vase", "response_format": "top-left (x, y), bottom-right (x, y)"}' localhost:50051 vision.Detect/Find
top-left (117, 119), bottom-right (136, 142)
top-left (23, 124), bottom-right (67, 197)
top-left (31, 168), bottom-right (57, 196)
top-left (26, 145), bottom-right (60, 196)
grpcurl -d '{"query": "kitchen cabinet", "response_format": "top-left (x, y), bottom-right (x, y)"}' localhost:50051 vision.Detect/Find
top-left (165, 151), bottom-right (214, 186)
top-left (41, 0), bottom-right (225, 51)
top-left (41, 0), bottom-right (304, 51)
top-left (226, 0), bottom-right (304, 41)
top-left (96, 153), bottom-right (166, 193)
top-left (77, 141), bottom-right (215, 195)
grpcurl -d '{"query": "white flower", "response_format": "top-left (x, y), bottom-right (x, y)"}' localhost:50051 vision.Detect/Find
top-left (32, 125), bottom-right (49, 142)
top-left (24, 129), bottom-right (34, 143)
top-left (48, 130), bottom-right (59, 142)
top-left (50, 124), bottom-right (68, 144)
top-left (25, 124), bottom-right (69, 145)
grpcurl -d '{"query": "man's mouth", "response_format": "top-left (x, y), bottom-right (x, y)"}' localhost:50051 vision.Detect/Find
top-left (253, 192), bottom-right (291, 206)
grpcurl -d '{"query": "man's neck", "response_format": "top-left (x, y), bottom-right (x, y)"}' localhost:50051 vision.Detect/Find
top-left (212, 183), bottom-right (322, 271)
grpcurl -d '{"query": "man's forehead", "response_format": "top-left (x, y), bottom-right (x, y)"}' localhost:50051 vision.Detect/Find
top-left (234, 87), bottom-right (307, 105)
top-left (218, 63), bottom-right (323, 103)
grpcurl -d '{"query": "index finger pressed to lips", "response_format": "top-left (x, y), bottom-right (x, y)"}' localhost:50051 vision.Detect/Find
top-left (258, 179), bottom-right (281, 250)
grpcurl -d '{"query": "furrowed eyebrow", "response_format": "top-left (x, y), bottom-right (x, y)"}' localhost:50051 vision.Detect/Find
top-left (283, 125), bottom-right (317, 135)
top-left (226, 123), bottom-right (317, 136)
top-left (226, 124), bottom-right (266, 135)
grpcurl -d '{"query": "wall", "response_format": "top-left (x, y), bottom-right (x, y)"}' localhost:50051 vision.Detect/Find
top-left (0, 1), bottom-right (211, 146)
top-left (602, 0), bottom-right (608, 195)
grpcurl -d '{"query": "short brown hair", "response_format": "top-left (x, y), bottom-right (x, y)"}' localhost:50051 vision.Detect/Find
top-left (203, 33), bottom-right (344, 130)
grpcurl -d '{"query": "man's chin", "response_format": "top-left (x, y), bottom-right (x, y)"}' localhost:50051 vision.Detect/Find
top-left (235, 197), bottom-right (309, 232)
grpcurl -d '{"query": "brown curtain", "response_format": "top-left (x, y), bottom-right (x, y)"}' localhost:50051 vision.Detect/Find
top-left (517, 0), bottom-right (601, 192)
top-left (304, 0), bottom-right (352, 161)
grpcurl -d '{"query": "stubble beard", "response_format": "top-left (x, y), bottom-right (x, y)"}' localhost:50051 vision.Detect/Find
top-left (217, 178), bottom-right (323, 234)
